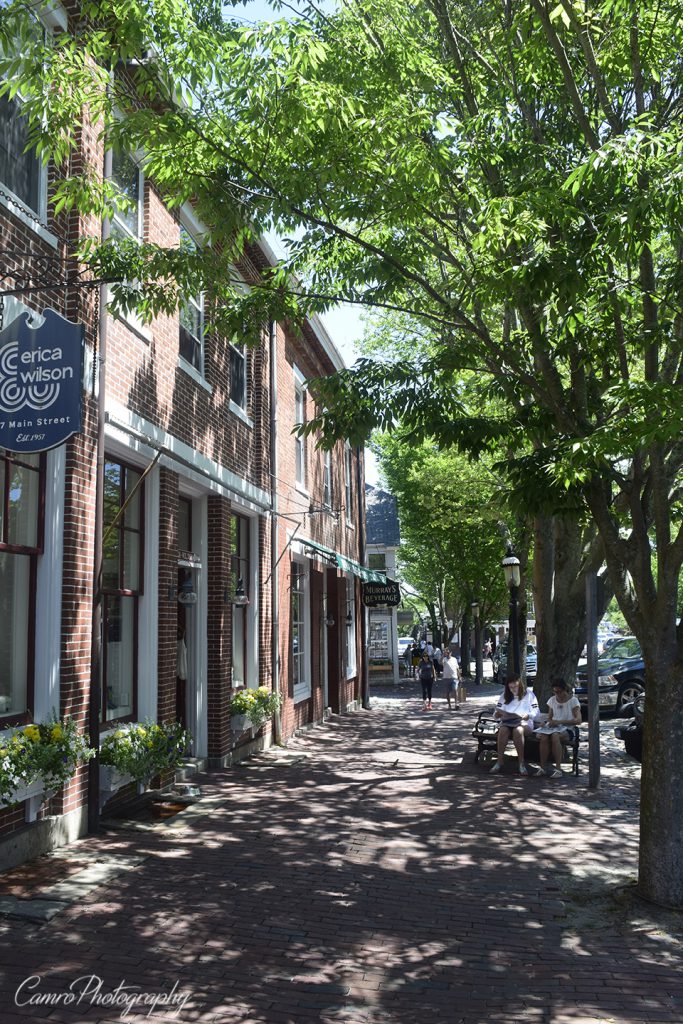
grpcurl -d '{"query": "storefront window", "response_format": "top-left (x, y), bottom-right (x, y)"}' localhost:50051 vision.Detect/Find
top-left (0, 450), bottom-right (43, 722)
top-left (102, 458), bottom-right (143, 722)
top-left (230, 513), bottom-right (249, 687)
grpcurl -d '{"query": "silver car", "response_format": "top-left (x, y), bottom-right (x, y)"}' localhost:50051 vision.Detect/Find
top-left (492, 642), bottom-right (537, 684)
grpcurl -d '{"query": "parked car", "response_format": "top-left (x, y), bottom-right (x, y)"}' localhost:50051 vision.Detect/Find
top-left (492, 642), bottom-right (537, 684)
top-left (614, 692), bottom-right (644, 761)
top-left (397, 636), bottom-right (414, 658)
top-left (574, 636), bottom-right (644, 713)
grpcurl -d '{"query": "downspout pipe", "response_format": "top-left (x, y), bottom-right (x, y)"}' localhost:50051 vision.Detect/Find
top-left (269, 320), bottom-right (282, 744)
top-left (355, 445), bottom-right (370, 710)
top-left (88, 144), bottom-right (112, 831)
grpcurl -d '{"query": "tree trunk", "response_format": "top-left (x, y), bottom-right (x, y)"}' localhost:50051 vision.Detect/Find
top-left (532, 515), bottom-right (609, 708)
top-left (638, 652), bottom-right (683, 907)
top-left (461, 613), bottom-right (471, 677)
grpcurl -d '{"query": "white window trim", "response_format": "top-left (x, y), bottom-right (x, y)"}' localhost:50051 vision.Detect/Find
top-left (323, 450), bottom-right (332, 509)
top-left (108, 149), bottom-right (150, 338)
top-left (344, 443), bottom-right (353, 525)
top-left (178, 357), bottom-right (212, 393)
top-left (229, 399), bottom-right (253, 428)
top-left (345, 576), bottom-right (356, 679)
top-left (292, 559), bottom-right (311, 703)
top-left (229, 338), bottom-right (248, 412)
top-left (178, 217), bottom-right (206, 379)
top-left (294, 365), bottom-right (307, 492)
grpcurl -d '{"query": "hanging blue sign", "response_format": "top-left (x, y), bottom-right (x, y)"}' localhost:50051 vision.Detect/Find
top-left (0, 309), bottom-right (84, 453)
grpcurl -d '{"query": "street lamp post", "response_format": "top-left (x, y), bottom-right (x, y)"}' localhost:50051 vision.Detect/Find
top-left (501, 545), bottom-right (521, 679)
top-left (471, 600), bottom-right (483, 686)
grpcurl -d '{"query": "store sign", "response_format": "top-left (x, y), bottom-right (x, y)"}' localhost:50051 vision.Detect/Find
top-left (362, 579), bottom-right (401, 607)
top-left (0, 309), bottom-right (83, 453)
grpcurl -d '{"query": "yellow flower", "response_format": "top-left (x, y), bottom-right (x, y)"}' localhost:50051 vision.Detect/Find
top-left (23, 725), bottom-right (40, 742)
top-left (137, 727), bottom-right (147, 737)
top-left (51, 725), bottom-right (63, 741)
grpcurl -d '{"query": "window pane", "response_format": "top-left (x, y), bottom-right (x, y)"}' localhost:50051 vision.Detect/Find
top-left (178, 498), bottom-right (191, 552)
top-left (104, 462), bottom-right (121, 526)
top-left (0, 92), bottom-right (41, 213)
top-left (8, 461), bottom-right (40, 547)
top-left (111, 150), bottom-right (140, 237)
top-left (124, 468), bottom-right (141, 529)
top-left (105, 595), bottom-right (135, 720)
top-left (0, 551), bottom-right (29, 718)
top-left (122, 530), bottom-right (139, 590)
top-left (102, 532), bottom-right (120, 590)
top-left (230, 345), bottom-right (246, 407)
top-left (232, 605), bottom-right (246, 686)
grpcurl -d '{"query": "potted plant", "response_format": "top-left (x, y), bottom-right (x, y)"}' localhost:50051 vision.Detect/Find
top-left (229, 686), bottom-right (282, 732)
top-left (99, 720), bottom-right (190, 802)
top-left (0, 716), bottom-right (95, 819)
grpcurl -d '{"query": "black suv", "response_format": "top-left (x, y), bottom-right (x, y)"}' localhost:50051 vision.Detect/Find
top-left (574, 636), bottom-right (645, 713)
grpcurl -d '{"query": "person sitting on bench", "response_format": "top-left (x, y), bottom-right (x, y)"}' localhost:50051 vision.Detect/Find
top-left (489, 674), bottom-right (539, 777)
top-left (534, 679), bottom-right (581, 778)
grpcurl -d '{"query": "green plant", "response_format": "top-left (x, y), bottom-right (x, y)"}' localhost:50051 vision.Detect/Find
top-left (99, 720), bottom-right (190, 782)
top-left (0, 716), bottom-right (95, 805)
top-left (229, 686), bottom-right (282, 727)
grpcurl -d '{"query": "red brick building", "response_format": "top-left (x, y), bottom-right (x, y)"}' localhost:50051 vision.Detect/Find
top-left (0, 1), bottom-right (375, 867)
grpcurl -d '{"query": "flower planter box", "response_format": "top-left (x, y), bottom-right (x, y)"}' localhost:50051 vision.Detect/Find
top-left (0, 777), bottom-right (52, 823)
top-left (230, 714), bottom-right (253, 734)
top-left (99, 765), bottom-right (144, 808)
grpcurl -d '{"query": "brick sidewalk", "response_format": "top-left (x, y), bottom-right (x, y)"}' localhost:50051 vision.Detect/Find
top-left (0, 686), bottom-right (680, 1024)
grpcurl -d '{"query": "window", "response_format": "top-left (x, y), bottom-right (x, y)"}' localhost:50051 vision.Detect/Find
top-left (345, 576), bottom-right (356, 678)
top-left (230, 338), bottom-right (247, 410)
top-left (0, 451), bottom-right (44, 723)
top-left (230, 513), bottom-right (250, 688)
top-left (102, 459), bottom-right (144, 722)
top-left (179, 225), bottom-right (204, 373)
top-left (291, 560), bottom-right (309, 700)
top-left (110, 149), bottom-right (143, 241)
top-left (323, 450), bottom-right (332, 509)
top-left (0, 19), bottom-right (47, 219)
top-left (368, 553), bottom-right (386, 572)
top-left (178, 496), bottom-right (192, 553)
top-left (295, 378), bottom-right (306, 489)
top-left (344, 444), bottom-right (353, 522)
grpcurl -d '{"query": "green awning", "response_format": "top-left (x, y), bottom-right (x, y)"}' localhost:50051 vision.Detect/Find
top-left (302, 539), bottom-right (386, 582)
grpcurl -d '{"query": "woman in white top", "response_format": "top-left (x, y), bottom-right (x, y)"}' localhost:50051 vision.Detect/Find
top-left (536, 679), bottom-right (581, 778)
top-left (490, 674), bottom-right (539, 776)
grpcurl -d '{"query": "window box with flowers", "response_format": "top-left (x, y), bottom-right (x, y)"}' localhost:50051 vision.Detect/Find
top-left (230, 686), bottom-right (282, 733)
top-left (98, 721), bottom-right (190, 806)
top-left (0, 717), bottom-right (95, 822)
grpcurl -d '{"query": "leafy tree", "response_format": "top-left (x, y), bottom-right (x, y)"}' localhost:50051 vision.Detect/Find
top-left (4, 0), bottom-right (683, 906)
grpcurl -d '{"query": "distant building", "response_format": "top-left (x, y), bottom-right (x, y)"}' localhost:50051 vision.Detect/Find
top-left (365, 485), bottom-right (401, 679)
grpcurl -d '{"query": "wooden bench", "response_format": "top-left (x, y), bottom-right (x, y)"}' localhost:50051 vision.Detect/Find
top-left (472, 710), bottom-right (581, 776)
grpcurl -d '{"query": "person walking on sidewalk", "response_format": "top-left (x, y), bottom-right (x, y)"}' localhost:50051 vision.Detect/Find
top-left (417, 650), bottom-right (436, 710)
top-left (489, 674), bottom-right (539, 775)
top-left (442, 648), bottom-right (461, 709)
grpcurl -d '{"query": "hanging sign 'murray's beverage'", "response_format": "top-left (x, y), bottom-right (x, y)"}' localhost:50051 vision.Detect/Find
top-left (0, 309), bottom-right (84, 453)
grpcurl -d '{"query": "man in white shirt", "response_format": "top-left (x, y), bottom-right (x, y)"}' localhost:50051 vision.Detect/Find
top-left (442, 649), bottom-right (461, 709)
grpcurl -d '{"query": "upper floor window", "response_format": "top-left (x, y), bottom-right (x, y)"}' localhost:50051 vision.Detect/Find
top-left (0, 450), bottom-right (44, 724)
top-left (179, 224), bottom-right (204, 374)
top-left (368, 552), bottom-right (386, 572)
top-left (344, 444), bottom-right (353, 523)
top-left (295, 372), bottom-right (307, 489)
top-left (0, 19), bottom-right (48, 220)
top-left (110, 149), bottom-right (143, 242)
top-left (230, 338), bottom-right (247, 411)
top-left (323, 450), bottom-right (332, 509)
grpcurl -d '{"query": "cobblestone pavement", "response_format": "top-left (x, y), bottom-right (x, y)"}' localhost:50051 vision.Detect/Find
top-left (1, 683), bottom-right (681, 1024)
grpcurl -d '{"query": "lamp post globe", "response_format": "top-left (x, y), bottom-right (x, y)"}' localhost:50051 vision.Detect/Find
top-left (501, 546), bottom-right (521, 679)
